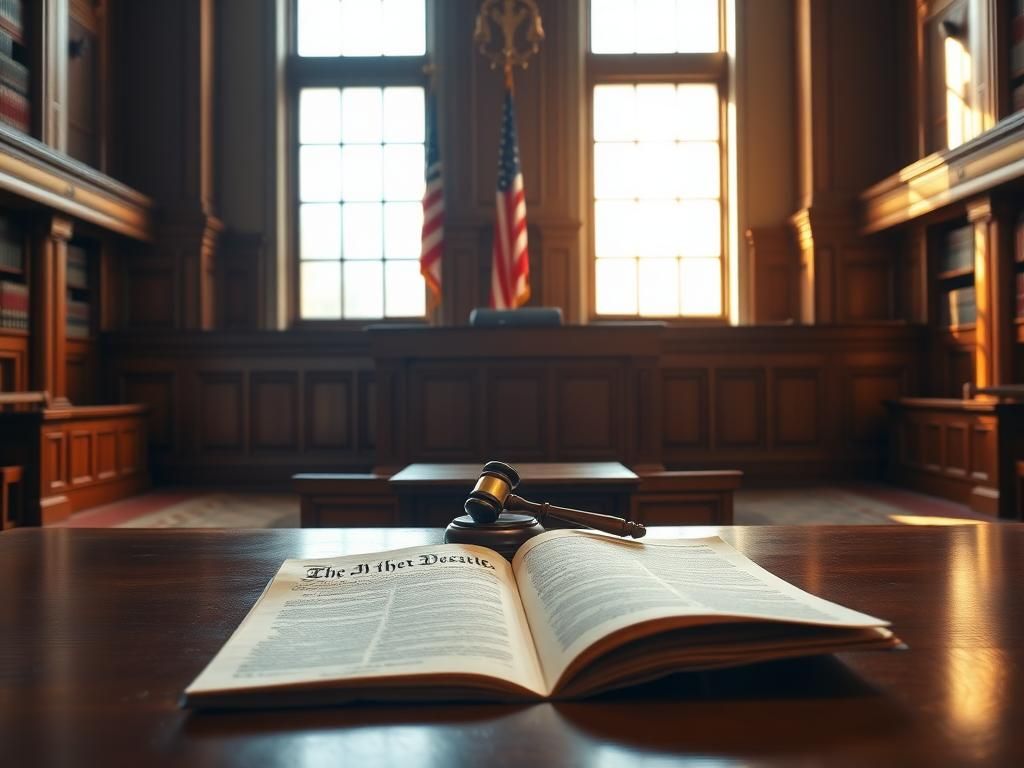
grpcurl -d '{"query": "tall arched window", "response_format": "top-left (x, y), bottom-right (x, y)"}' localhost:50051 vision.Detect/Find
top-left (588, 0), bottom-right (727, 319)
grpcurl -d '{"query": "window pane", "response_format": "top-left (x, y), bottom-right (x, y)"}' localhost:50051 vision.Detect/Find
top-left (300, 204), bottom-right (341, 260)
top-left (384, 202), bottom-right (423, 259)
top-left (596, 258), bottom-right (638, 314)
top-left (300, 145), bottom-right (342, 201)
top-left (636, 0), bottom-right (677, 53)
top-left (593, 85), bottom-right (636, 141)
top-left (675, 0), bottom-right (719, 52)
top-left (638, 258), bottom-right (680, 315)
top-left (343, 260), bottom-right (384, 318)
top-left (385, 260), bottom-right (426, 316)
top-left (680, 257), bottom-right (722, 314)
top-left (341, 0), bottom-right (384, 55)
top-left (342, 88), bottom-right (383, 143)
top-left (595, 200), bottom-right (636, 258)
top-left (342, 202), bottom-right (383, 259)
top-left (636, 85), bottom-right (678, 141)
top-left (591, 0), bottom-right (720, 54)
top-left (677, 199), bottom-right (721, 257)
top-left (383, 144), bottom-right (425, 200)
top-left (676, 142), bottom-right (720, 198)
top-left (594, 143), bottom-right (637, 199)
top-left (383, 0), bottom-right (426, 55)
top-left (635, 201), bottom-right (679, 258)
top-left (301, 261), bottom-right (342, 318)
top-left (297, 0), bottom-right (342, 56)
top-left (300, 88), bottom-right (341, 144)
top-left (591, 0), bottom-right (635, 53)
top-left (341, 145), bottom-right (383, 200)
top-left (636, 143), bottom-right (678, 199)
top-left (383, 87), bottom-right (425, 143)
top-left (677, 84), bottom-right (719, 140)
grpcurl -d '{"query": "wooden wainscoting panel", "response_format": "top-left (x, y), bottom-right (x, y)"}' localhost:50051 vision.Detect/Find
top-left (198, 373), bottom-right (244, 452)
top-left (715, 369), bottom-right (766, 448)
top-left (772, 368), bottom-right (822, 446)
top-left (486, 368), bottom-right (546, 460)
top-left (846, 369), bottom-right (905, 444)
top-left (305, 372), bottom-right (353, 452)
top-left (358, 371), bottom-right (376, 452)
top-left (903, 418), bottom-right (923, 467)
top-left (924, 423), bottom-right (942, 469)
top-left (42, 430), bottom-right (67, 492)
top-left (96, 429), bottom-right (117, 480)
top-left (662, 370), bottom-right (709, 450)
top-left (411, 368), bottom-right (480, 458)
top-left (119, 427), bottom-right (139, 475)
top-left (944, 424), bottom-right (968, 477)
top-left (121, 372), bottom-right (175, 451)
top-left (251, 372), bottom-right (299, 453)
top-left (69, 430), bottom-right (94, 485)
top-left (555, 366), bottom-right (620, 458)
top-left (970, 421), bottom-right (995, 482)
top-left (0, 334), bottom-right (29, 391)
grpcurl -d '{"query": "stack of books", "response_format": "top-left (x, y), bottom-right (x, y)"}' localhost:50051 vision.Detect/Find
top-left (66, 297), bottom-right (91, 339)
top-left (0, 0), bottom-right (28, 133)
top-left (0, 278), bottom-right (27, 330)
top-left (942, 285), bottom-right (977, 328)
top-left (0, 214), bottom-right (22, 273)
top-left (67, 245), bottom-right (89, 290)
top-left (939, 225), bottom-right (973, 274)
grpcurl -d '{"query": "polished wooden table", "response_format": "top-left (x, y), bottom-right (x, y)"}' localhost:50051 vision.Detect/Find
top-left (3, 525), bottom-right (1023, 766)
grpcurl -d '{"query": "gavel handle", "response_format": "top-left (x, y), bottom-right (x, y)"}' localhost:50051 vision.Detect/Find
top-left (506, 494), bottom-right (646, 539)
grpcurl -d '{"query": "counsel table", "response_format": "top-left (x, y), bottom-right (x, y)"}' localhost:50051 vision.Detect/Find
top-left (3, 525), bottom-right (1024, 766)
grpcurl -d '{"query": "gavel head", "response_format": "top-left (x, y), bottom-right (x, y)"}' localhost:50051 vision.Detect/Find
top-left (464, 461), bottom-right (521, 524)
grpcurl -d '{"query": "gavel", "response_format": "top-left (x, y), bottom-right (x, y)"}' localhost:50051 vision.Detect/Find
top-left (463, 461), bottom-right (646, 539)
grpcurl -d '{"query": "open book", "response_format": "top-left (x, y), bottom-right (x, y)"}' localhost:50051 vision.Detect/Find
top-left (183, 530), bottom-right (899, 708)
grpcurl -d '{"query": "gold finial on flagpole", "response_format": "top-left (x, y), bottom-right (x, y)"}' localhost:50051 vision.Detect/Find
top-left (473, 0), bottom-right (544, 91)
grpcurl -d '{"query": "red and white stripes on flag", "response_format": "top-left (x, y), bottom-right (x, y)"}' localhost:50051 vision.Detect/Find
top-left (420, 90), bottom-right (443, 300)
top-left (490, 89), bottom-right (530, 309)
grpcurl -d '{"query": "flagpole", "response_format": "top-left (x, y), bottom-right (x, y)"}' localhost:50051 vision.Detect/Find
top-left (474, 1), bottom-right (543, 311)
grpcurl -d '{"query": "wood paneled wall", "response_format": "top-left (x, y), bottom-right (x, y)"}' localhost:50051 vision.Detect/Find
top-left (103, 325), bottom-right (924, 486)
top-left (103, 331), bottom-right (376, 485)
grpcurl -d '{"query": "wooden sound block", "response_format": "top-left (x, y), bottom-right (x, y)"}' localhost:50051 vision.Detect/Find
top-left (443, 513), bottom-right (545, 561)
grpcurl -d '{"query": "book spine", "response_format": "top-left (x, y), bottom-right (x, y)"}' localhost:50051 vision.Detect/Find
top-left (1017, 272), bottom-right (1024, 319)
top-left (0, 279), bottom-right (28, 330)
top-left (66, 246), bottom-right (89, 289)
top-left (941, 225), bottom-right (974, 273)
top-left (66, 297), bottom-right (91, 338)
top-left (0, 50), bottom-right (28, 94)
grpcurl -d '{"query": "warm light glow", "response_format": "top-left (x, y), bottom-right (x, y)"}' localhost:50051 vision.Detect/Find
top-left (298, 86), bottom-right (427, 319)
top-left (593, 84), bottom-right (723, 317)
top-left (944, 36), bottom-right (974, 149)
top-left (888, 515), bottom-right (986, 526)
top-left (298, 0), bottom-right (425, 57)
top-left (944, 526), bottom-right (1005, 751)
top-left (591, 0), bottom-right (720, 53)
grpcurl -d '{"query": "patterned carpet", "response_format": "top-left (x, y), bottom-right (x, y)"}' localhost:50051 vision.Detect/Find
top-left (51, 483), bottom-right (991, 529)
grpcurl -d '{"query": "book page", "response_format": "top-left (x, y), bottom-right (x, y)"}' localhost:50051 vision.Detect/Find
top-left (511, 530), bottom-right (890, 692)
top-left (185, 543), bottom-right (546, 702)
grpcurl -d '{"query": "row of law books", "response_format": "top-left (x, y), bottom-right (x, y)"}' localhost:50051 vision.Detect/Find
top-left (1017, 272), bottom-right (1024, 319)
top-left (0, 0), bottom-right (24, 37)
top-left (66, 296), bottom-right (90, 338)
top-left (0, 217), bottom-right (22, 273)
top-left (67, 245), bottom-right (88, 289)
top-left (0, 278), bottom-right (27, 330)
top-left (940, 285), bottom-right (976, 328)
top-left (0, 19), bottom-right (29, 133)
top-left (937, 225), bottom-right (973, 274)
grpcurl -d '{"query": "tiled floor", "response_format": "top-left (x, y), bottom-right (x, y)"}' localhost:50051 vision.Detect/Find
top-left (52, 483), bottom-right (992, 528)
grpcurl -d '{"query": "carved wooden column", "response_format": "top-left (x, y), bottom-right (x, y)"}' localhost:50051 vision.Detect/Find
top-left (967, 196), bottom-right (1015, 390)
top-left (790, 0), bottom-right (906, 324)
top-left (30, 214), bottom-right (73, 407)
top-left (112, 0), bottom-right (219, 330)
top-left (35, 0), bottom-right (68, 150)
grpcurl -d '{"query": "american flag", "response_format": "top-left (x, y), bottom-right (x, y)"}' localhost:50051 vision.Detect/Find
top-left (419, 90), bottom-right (443, 300)
top-left (490, 89), bottom-right (530, 309)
